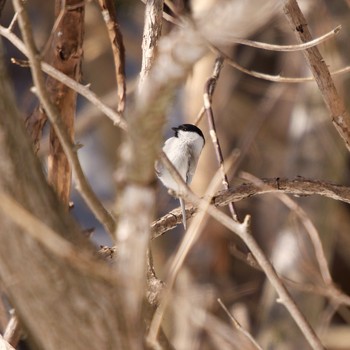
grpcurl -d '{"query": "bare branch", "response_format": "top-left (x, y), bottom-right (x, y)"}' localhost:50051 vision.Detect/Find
top-left (45, 0), bottom-right (85, 206)
top-left (203, 56), bottom-right (238, 221)
top-left (11, 0), bottom-right (116, 235)
top-left (147, 151), bottom-right (227, 346)
top-left (139, 0), bottom-right (164, 89)
top-left (152, 177), bottom-right (350, 238)
top-left (217, 298), bottom-right (263, 350)
top-left (97, 0), bottom-right (126, 113)
top-left (211, 44), bottom-right (350, 83)
top-left (213, 177), bottom-right (350, 207)
top-left (282, 0), bottom-right (350, 151)
top-left (240, 172), bottom-right (332, 286)
top-left (140, 0), bottom-right (179, 25)
top-left (221, 25), bottom-right (341, 52)
top-left (0, 32), bottom-right (127, 349)
top-left (0, 25), bottom-right (126, 130)
top-left (149, 158), bottom-right (325, 349)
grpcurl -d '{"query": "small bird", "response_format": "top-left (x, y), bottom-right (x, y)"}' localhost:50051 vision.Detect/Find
top-left (156, 124), bottom-right (205, 229)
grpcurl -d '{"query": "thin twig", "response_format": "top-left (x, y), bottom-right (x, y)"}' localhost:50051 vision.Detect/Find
top-left (12, 0), bottom-right (116, 235)
top-left (140, 0), bottom-right (340, 54)
top-left (282, 0), bottom-right (350, 151)
top-left (211, 44), bottom-right (350, 83)
top-left (220, 25), bottom-right (341, 52)
top-left (204, 56), bottom-right (238, 221)
top-left (240, 172), bottom-right (333, 286)
top-left (0, 25), bottom-right (126, 130)
top-left (285, 278), bottom-right (350, 307)
top-left (217, 298), bottom-right (263, 350)
top-left (97, 0), bottom-right (126, 113)
top-left (7, 12), bottom-right (18, 32)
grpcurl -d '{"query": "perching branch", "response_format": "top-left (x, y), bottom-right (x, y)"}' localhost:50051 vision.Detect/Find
top-left (152, 176), bottom-right (350, 238)
top-left (214, 176), bottom-right (350, 206)
top-left (149, 156), bottom-right (325, 349)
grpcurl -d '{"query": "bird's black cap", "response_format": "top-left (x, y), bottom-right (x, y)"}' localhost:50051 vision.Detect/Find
top-left (172, 124), bottom-right (205, 141)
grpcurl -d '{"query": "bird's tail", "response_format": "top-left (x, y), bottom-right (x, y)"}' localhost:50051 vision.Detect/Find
top-left (179, 198), bottom-right (187, 230)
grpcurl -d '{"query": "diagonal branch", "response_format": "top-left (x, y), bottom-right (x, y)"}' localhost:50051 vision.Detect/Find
top-left (149, 155), bottom-right (325, 349)
top-left (282, 0), bottom-right (350, 151)
top-left (0, 25), bottom-right (126, 130)
top-left (211, 44), bottom-right (350, 84)
top-left (221, 25), bottom-right (341, 52)
top-left (97, 0), bottom-right (126, 113)
top-left (240, 172), bottom-right (333, 286)
top-left (12, 0), bottom-right (116, 235)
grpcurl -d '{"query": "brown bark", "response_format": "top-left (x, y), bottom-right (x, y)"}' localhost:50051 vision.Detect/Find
top-left (26, 0), bottom-right (85, 206)
top-left (0, 38), bottom-right (125, 350)
top-left (47, 0), bottom-right (85, 205)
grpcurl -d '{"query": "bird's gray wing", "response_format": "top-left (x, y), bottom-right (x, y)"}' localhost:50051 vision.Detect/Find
top-left (186, 147), bottom-right (196, 184)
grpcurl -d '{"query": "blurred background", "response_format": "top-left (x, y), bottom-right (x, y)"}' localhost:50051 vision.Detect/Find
top-left (1, 0), bottom-right (350, 349)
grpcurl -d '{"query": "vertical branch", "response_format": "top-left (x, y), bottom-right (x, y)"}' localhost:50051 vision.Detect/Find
top-left (139, 0), bottom-right (164, 90)
top-left (282, 0), bottom-right (350, 152)
top-left (147, 152), bottom-right (228, 346)
top-left (203, 56), bottom-right (238, 221)
top-left (112, 2), bottom-right (164, 348)
top-left (12, 0), bottom-right (115, 235)
top-left (47, 0), bottom-right (85, 206)
top-left (97, 0), bottom-right (126, 113)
